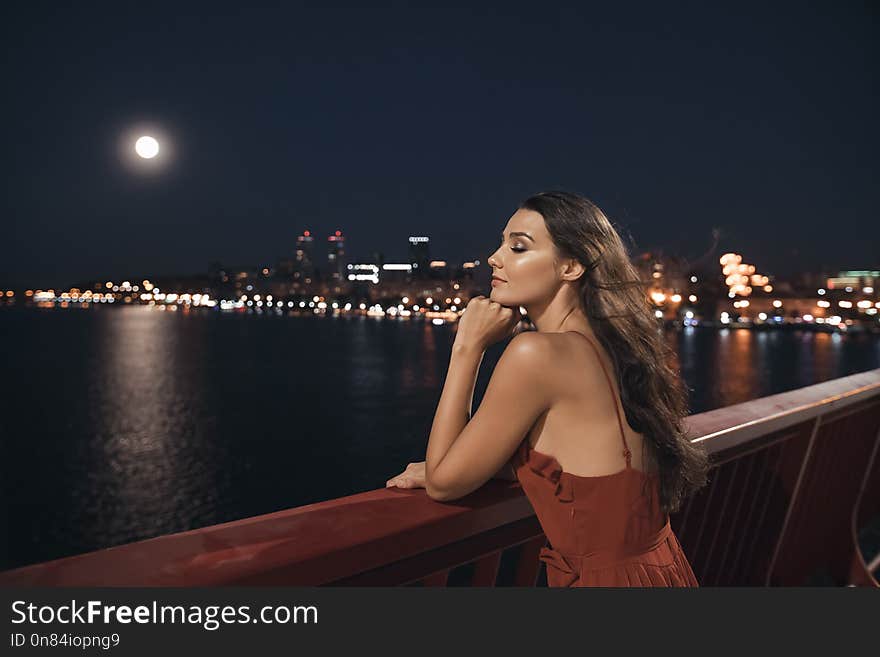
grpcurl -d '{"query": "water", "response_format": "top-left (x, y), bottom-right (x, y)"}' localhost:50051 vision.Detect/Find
top-left (2, 305), bottom-right (879, 570)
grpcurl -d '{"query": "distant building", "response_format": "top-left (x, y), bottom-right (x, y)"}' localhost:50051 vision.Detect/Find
top-left (454, 260), bottom-right (479, 283)
top-left (633, 250), bottom-right (692, 292)
top-left (826, 270), bottom-right (878, 293)
top-left (295, 230), bottom-right (317, 279)
top-left (427, 260), bottom-right (449, 280)
top-left (408, 236), bottom-right (430, 279)
top-left (327, 230), bottom-right (346, 283)
top-left (206, 263), bottom-right (262, 298)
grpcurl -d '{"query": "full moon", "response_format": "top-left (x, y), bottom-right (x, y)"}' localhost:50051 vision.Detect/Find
top-left (135, 136), bottom-right (159, 159)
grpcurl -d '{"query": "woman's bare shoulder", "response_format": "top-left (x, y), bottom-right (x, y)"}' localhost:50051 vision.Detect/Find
top-left (513, 329), bottom-right (591, 354)
top-left (504, 330), bottom-right (591, 359)
top-left (496, 331), bottom-right (558, 390)
top-left (499, 329), bottom-right (553, 358)
top-left (504, 330), bottom-right (604, 369)
top-left (529, 331), bottom-right (611, 396)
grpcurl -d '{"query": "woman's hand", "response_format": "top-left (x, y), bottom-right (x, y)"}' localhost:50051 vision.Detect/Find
top-left (386, 461), bottom-right (426, 489)
top-left (454, 296), bottom-right (522, 352)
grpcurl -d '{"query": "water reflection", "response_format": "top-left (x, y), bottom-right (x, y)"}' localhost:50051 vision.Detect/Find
top-left (91, 307), bottom-right (225, 537)
top-left (420, 320), bottom-right (440, 390)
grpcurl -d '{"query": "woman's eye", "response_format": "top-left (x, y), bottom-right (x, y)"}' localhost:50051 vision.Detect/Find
top-left (511, 246), bottom-right (526, 252)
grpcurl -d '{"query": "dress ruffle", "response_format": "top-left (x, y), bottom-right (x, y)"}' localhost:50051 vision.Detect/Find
top-left (521, 442), bottom-right (575, 502)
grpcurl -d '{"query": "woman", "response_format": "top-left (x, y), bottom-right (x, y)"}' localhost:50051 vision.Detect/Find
top-left (386, 190), bottom-right (709, 587)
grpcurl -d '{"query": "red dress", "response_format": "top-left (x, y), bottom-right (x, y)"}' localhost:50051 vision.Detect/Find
top-left (512, 334), bottom-right (699, 587)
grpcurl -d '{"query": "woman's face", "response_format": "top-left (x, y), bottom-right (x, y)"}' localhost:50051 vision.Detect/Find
top-left (487, 208), bottom-right (562, 308)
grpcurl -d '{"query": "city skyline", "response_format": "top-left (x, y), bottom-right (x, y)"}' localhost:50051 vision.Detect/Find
top-left (0, 228), bottom-right (863, 293)
top-left (2, 223), bottom-right (874, 294)
top-left (3, 3), bottom-right (877, 290)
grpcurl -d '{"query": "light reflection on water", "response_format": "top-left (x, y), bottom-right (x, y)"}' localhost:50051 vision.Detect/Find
top-left (671, 325), bottom-right (869, 411)
top-left (1, 306), bottom-right (878, 570)
top-left (93, 309), bottom-right (227, 535)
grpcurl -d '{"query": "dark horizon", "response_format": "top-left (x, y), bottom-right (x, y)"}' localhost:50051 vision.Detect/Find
top-left (3, 3), bottom-right (877, 290)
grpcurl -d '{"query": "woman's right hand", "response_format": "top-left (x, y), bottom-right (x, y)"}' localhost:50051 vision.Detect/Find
top-left (386, 461), bottom-right (426, 489)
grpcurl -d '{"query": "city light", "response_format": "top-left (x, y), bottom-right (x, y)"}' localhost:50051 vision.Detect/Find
top-left (9, 229), bottom-right (877, 338)
top-left (719, 253), bottom-right (766, 299)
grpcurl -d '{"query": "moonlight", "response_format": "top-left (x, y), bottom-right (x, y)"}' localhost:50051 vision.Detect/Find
top-left (135, 136), bottom-right (160, 159)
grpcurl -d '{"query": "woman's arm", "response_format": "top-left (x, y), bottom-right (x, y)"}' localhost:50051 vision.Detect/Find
top-left (464, 362), bottom-right (518, 483)
top-left (425, 332), bottom-right (551, 500)
top-left (425, 342), bottom-right (485, 488)
top-left (468, 400), bottom-right (519, 481)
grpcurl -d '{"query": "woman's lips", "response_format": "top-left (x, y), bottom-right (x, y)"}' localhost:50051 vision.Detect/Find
top-left (491, 279), bottom-right (505, 286)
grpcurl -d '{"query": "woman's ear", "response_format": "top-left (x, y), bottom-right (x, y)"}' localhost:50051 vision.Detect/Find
top-left (561, 257), bottom-right (585, 283)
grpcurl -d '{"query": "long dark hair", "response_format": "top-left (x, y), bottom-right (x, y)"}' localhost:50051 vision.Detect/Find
top-left (520, 190), bottom-right (709, 514)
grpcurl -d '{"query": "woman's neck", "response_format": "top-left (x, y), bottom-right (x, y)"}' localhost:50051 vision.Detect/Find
top-left (527, 294), bottom-right (594, 337)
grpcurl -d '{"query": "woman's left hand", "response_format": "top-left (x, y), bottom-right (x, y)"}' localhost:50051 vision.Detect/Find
top-left (454, 296), bottom-right (522, 351)
top-left (386, 461), bottom-right (426, 489)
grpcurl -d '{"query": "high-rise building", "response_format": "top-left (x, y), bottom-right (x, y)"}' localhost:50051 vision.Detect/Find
top-left (295, 230), bottom-right (316, 280)
top-left (327, 230), bottom-right (346, 283)
top-left (408, 236), bottom-right (430, 279)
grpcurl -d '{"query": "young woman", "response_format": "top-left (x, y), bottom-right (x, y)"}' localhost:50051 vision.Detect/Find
top-left (386, 190), bottom-right (708, 587)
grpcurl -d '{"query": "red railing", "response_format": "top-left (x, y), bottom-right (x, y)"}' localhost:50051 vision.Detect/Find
top-left (2, 369), bottom-right (878, 587)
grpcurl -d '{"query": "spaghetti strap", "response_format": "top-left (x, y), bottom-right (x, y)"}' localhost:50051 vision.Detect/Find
top-left (570, 332), bottom-right (632, 468)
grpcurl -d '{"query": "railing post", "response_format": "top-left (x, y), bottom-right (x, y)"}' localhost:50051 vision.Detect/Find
top-left (764, 415), bottom-right (822, 585)
top-left (847, 423), bottom-right (880, 586)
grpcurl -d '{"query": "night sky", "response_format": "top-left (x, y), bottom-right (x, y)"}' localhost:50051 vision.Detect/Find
top-left (3, 2), bottom-right (876, 290)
